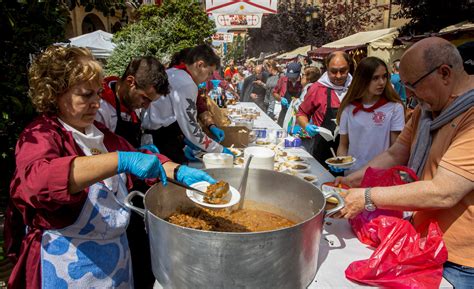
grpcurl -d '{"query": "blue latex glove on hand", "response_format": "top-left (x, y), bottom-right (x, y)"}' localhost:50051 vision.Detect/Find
top-left (184, 146), bottom-right (199, 162)
top-left (183, 138), bottom-right (200, 151)
top-left (305, 124), bottom-right (319, 137)
top-left (289, 124), bottom-right (302, 135)
top-left (222, 147), bottom-right (235, 157)
top-left (117, 151), bottom-right (167, 185)
top-left (176, 165), bottom-right (217, 186)
top-left (138, 144), bottom-right (160, 154)
top-left (209, 125), bottom-right (225, 142)
top-left (328, 165), bottom-right (348, 174)
top-left (281, 98), bottom-right (289, 109)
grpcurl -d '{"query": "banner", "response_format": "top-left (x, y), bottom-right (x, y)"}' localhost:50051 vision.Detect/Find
top-left (206, 0), bottom-right (277, 14)
top-left (212, 32), bottom-right (234, 43)
top-left (215, 13), bottom-right (262, 29)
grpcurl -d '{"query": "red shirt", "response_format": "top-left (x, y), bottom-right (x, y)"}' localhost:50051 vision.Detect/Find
top-left (224, 66), bottom-right (238, 79)
top-left (296, 82), bottom-right (341, 126)
top-left (5, 114), bottom-right (169, 289)
top-left (273, 76), bottom-right (302, 98)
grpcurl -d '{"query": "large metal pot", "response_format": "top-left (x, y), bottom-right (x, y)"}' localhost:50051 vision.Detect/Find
top-left (124, 168), bottom-right (343, 289)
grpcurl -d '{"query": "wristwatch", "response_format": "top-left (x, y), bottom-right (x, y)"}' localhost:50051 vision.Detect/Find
top-left (364, 188), bottom-right (377, 212)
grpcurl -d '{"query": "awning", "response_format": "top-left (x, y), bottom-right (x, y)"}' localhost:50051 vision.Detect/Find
top-left (277, 45), bottom-right (312, 60)
top-left (69, 30), bottom-right (116, 59)
top-left (309, 27), bottom-right (399, 58)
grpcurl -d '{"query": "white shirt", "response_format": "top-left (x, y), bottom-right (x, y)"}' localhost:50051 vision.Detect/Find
top-left (57, 118), bottom-right (127, 193)
top-left (141, 68), bottom-right (223, 153)
top-left (339, 102), bottom-right (405, 174)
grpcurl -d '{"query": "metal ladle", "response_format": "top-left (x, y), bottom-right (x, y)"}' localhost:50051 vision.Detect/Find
top-left (237, 154), bottom-right (253, 210)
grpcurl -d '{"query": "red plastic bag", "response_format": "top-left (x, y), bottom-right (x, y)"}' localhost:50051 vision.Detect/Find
top-left (349, 166), bottom-right (418, 247)
top-left (345, 216), bottom-right (448, 289)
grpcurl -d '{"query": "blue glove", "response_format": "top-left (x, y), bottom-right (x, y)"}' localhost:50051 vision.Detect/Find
top-left (138, 144), bottom-right (160, 154)
top-left (328, 165), bottom-right (348, 174)
top-left (209, 125), bottom-right (225, 142)
top-left (176, 165), bottom-right (217, 186)
top-left (184, 138), bottom-right (200, 151)
top-left (305, 124), bottom-right (319, 137)
top-left (117, 151), bottom-right (167, 185)
top-left (289, 124), bottom-right (302, 135)
top-left (184, 146), bottom-right (199, 162)
top-left (281, 98), bottom-right (289, 109)
top-left (222, 147), bottom-right (234, 157)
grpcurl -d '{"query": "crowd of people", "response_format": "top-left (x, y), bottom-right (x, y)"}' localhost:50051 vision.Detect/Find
top-left (3, 36), bottom-right (473, 289)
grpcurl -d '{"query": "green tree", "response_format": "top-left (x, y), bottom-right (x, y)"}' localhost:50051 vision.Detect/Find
top-left (0, 1), bottom-right (70, 207)
top-left (393, 0), bottom-right (474, 35)
top-left (246, 1), bottom-right (330, 58)
top-left (225, 34), bottom-right (245, 63)
top-left (105, 1), bottom-right (216, 76)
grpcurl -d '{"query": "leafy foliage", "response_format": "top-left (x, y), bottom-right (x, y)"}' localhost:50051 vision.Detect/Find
top-left (0, 1), bottom-right (70, 205)
top-left (224, 34), bottom-right (245, 63)
top-left (246, 0), bottom-right (331, 58)
top-left (393, 0), bottom-right (474, 35)
top-left (105, 1), bottom-right (215, 76)
top-left (319, 0), bottom-right (386, 40)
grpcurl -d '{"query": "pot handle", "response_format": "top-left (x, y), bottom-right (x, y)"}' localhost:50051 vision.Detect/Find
top-left (124, 190), bottom-right (145, 218)
top-left (324, 192), bottom-right (345, 217)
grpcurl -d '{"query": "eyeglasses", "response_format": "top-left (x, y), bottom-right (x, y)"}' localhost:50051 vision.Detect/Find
top-left (402, 64), bottom-right (451, 92)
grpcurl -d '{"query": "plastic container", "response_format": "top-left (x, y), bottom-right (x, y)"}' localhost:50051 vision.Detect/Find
top-left (243, 147), bottom-right (275, 170)
top-left (203, 153), bottom-right (234, 168)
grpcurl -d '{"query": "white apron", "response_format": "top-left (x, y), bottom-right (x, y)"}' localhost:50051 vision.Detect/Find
top-left (40, 120), bottom-right (133, 288)
top-left (40, 180), bottom-right (133, 288)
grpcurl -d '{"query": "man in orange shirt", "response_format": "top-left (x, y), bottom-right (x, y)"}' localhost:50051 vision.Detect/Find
top-left (335, 37), bottom-right (474, 288)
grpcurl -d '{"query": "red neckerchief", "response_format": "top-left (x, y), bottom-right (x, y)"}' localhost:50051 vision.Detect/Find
top-left (351, 97), bottom-right (389, 115)
top-left (173, 63), bottom-right (195, 81)
top-left (101, 76), bottom-right (138, 123)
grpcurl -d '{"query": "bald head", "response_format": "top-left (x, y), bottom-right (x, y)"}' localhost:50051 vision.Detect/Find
top-left (400, 37), bottom-right (467, 112)
top-left (255, 64), bottom-right (263, 74)
top-left (325, 51), bottom-right (350, 86)
top-left (401, 37), bottom-right (464, 73)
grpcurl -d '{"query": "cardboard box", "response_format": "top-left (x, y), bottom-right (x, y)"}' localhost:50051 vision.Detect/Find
top-left (217, 126), bottom-right (250, 148)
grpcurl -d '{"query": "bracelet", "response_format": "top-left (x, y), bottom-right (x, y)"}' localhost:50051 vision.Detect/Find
top-left (173, 165), bottom-right (182, 180)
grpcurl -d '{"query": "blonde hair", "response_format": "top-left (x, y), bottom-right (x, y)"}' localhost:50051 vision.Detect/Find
top-left (303, 66), bottom-right (321, 83)
top-left (28, 45), bottom-right (103, 113)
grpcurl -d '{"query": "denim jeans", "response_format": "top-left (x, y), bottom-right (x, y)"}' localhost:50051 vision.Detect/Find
top-left (443, 261), bottom-right (474, 289)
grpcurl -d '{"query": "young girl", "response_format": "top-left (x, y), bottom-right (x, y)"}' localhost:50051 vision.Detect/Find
top-left (335, 56), bottom-right (405, 174)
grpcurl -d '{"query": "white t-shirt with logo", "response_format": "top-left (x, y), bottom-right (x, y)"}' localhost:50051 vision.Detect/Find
top-left (339, 101), bottom-right (405, 174)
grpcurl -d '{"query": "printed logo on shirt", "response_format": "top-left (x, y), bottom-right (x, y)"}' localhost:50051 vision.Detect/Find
top-left (90, 148), bottom-right (104, 155)
top-left (372, 111), bottom-right (386, 125)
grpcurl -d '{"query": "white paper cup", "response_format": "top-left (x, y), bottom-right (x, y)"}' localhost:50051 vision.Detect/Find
top-left (243, 147), bottom-right (275, 170)
top-left (203, 153), bottom-right (234, 169)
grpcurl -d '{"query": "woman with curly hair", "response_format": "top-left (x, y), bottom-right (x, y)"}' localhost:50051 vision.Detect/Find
top-left (4, 45), bottom-right (215, 289)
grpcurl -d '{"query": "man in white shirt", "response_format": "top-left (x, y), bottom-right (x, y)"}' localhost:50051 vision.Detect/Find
top-left (142, 44), bottom-right (233, 163)
top-left (96, 56), bottom-right (169, 149)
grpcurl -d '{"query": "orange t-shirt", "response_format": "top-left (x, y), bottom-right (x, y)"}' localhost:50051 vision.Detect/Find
top-left (397, 100), bottom-right (474, 267)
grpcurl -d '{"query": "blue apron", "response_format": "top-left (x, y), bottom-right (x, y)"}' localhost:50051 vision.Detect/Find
top-left (40, 180), bottom-right (133, 288)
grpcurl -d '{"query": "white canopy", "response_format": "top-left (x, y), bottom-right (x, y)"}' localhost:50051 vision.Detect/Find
top-left (69, 30), bottom-right (116, 59)
top-left (277, 45), bottom-right (312, 60)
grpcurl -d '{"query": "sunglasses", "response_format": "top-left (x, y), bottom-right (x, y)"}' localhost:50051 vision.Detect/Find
top-left (402, 64), bottom-right (452, 92)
